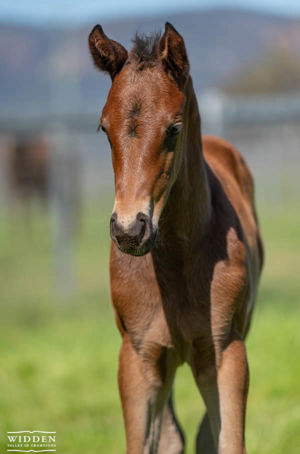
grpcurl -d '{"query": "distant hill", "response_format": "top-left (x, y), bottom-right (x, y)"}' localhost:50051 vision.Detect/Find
top-left (0, 8), bottom-right (299, 116)
top-left (224, 48), bottom-right (300, 95)
top-left (223, 21), bottom-right (300, 94)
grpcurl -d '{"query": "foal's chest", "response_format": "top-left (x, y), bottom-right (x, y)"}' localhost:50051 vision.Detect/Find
top-left (110, 239), bottom-right (248, 362)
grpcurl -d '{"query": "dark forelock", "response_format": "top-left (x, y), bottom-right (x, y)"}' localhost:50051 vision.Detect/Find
top-left (131, 31), bottom-right (161, 65)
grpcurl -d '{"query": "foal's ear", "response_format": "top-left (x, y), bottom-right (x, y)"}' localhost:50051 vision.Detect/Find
top-left (158, 22), bottom-right (190, 89)
top-left (89, 24), bottom-right (128, 80)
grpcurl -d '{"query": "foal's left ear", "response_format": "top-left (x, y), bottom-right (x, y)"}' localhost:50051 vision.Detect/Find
top-left (158, 22), bottom-right (190, 89)
top-left (89, 24), bottom-right (128, 81)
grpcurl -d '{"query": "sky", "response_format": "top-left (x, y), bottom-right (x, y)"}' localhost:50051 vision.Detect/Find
top-left (1, 0), bottom-right (300, 25)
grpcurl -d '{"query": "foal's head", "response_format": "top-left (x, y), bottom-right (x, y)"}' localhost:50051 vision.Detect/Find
top-left (89, 23), bottom-right (190, 256)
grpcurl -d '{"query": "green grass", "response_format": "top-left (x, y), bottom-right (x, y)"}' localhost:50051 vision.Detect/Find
top-left (0, 199), bottom-right (299, 453)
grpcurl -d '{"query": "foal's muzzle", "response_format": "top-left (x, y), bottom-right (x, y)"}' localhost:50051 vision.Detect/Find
top-left (110, 212), bottom-right (156, 256)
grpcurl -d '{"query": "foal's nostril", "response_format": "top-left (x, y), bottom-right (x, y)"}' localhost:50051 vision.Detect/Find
top-left (136, 212), bottom-right (148, 223)
top-left (110, 212), bottom-right (119, 238)
top-left (136, 214), bottom-right (146, 239)
top-left (110, 212), bottom-right (117, 229)
top-left (110, 212), bottom-right (127, 242)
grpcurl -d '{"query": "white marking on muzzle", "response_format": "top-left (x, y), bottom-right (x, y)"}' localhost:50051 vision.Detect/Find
top-left (113, 198), bottom-right (151, 231)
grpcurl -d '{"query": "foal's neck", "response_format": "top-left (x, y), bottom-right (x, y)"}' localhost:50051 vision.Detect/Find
top-left (159, 77), bottom-right (211, 248)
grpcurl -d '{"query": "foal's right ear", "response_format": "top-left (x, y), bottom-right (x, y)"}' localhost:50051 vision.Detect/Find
top-left (89, 25), bottom-right (128, 81)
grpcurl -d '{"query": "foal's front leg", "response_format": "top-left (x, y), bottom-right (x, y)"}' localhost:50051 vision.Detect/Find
top-left (217, 334), bottom-right (249, 454)
top-left (193, 334), bottom-right (249, 454)
top-left (158, 395), bottom-right (185, 454)
top-left (118, 334), bottom-right (177, 454)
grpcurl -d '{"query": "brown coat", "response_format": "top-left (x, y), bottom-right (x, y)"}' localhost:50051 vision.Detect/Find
top-left (89, 22), bottom-right (263, 454)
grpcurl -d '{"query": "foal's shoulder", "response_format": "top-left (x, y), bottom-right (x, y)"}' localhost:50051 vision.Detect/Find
top-left (202, 135), bottom-right (263, 272)
top-left (202, 135), bottom-right (254, 206)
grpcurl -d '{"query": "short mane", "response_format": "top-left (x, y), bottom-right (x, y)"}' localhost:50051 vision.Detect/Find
top-left (131, 32), bottom-right (161, 64)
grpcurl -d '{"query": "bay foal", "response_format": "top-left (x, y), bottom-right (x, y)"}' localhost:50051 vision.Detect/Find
top-left (89, 22), bottom-right (263, 454)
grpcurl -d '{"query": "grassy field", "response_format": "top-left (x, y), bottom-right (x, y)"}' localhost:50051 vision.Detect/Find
top-left (0, 198), bottom-right (299, 454)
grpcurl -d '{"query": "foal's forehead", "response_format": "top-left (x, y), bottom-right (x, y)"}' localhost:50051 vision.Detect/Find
top-left (103, 65), bottom-right (184, 123)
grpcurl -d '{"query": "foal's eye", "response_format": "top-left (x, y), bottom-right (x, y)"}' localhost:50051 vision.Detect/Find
top-left (98, 121), bottom-right (107, 134)
top-left (167, 123), bottom-right (183, 138)
top-left (98, 123), bottom-right (112, 147)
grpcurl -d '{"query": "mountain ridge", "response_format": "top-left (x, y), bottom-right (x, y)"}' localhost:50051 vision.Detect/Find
top-left (1, 8), bottom-right (299, 115)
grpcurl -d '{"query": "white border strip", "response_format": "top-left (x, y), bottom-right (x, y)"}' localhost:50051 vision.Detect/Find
top-left (7, 450), bottom-right (56, 453)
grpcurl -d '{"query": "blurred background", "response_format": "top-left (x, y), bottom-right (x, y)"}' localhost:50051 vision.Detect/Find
top-left (0, 1), bottom-right (299, 453)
